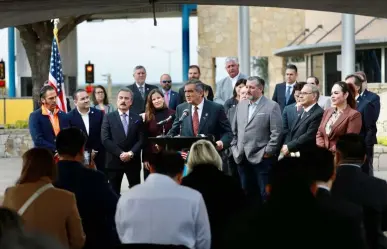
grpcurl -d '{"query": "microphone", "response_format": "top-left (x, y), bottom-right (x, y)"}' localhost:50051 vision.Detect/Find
top-left (178, 109), bottom-right (189, 123)
top-left (157, 115), bottom-right (174, 126)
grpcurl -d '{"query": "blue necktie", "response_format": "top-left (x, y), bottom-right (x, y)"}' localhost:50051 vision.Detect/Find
top-left (286, 86), bottom-right (291, 104)
top-left (121, 113), bottom-right (128, 135)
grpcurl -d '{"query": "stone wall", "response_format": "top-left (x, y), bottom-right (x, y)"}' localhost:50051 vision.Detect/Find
top-left (375, 145), bottom-right (387, 171)
top-left (0, 129), bottom-right (33, 158)
top-left (197, 6), bottom-right (305, 97)
top-left (368, 84), bottom-right (387, 137)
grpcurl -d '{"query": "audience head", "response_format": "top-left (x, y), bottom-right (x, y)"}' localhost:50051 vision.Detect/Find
top-left (187, 140), bottom-right (222, 172)
top-left (148, 151), bottom-right (185, 183)
top-left (184, 79), bottom-right (205, 105)
top-left (73, 89), bottom-right (90, 111)
top-left (299, 83), bottom-right (319, 108)
top-left (335, 134), bottom-right (366, 166)
top-left (39, 85), bottom-right (57, 112)
top-left (56, 128), bottom-right (87, 162)
top-left (246, 76), bottom-right (265, 101)
top-left (225, 57), bottom-right (240, 78)
top-left (188, 65), bottom-right (201, 80)
top-left (17, 148), bottom-right (57, 184)
top-left (331, 81), bottom-right (356, 109)
top-left (145, 89), bottom-right (167, 122)
top-left (160, 74), bottom-right (172, 91)
top-left (116, 88), bottom-right (133, 112)
top-left (306, 76), bottom-right (320, 86)
top-left (92, 85), bottom-right (109, 105)
top-left (0, 207), bottom-right (24, 243)
top-left (293, 82), bottom-right (307, 104)
top-left (285, 64), bottom-right (298, 84)
top-left (233, 78), bottom-right (247, 99)
top-left (133, 65), bottom-right (147, 84)
top-left (345, 74), bottom-right (363, 95)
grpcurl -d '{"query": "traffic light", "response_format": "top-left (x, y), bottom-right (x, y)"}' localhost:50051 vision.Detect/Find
top-left (0, 59), bottom-right (5, 80)
top-left (85, 62), bottom-right (94, 84)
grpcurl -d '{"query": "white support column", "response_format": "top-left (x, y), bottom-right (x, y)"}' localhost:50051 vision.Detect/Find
top-left (381, 47), bottom-right (385, 83)
top-left (238, 6), bottom-right (251, 76)
top-left (341, 14), bottom-right (355, 80)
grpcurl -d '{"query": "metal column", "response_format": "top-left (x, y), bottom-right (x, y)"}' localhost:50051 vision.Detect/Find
top-left (182, 5), bottom-right (191, 82)
top-left (8, 27), bottom-right (16, 97)
top-left (238, 6), bottom-right (251, 76)
top-left (341, 14), bottom-right (355, 80)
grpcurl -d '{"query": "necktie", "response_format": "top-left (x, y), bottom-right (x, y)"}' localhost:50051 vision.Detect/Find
top-left (164, 91), bottom-right (169, 107)
top-left (139, 86), bottom-right (145, 99)
top-left (286, 86), bottom-right (291, 104)
top-left (193, 106), bottom-right (199, 136)
top-left (121, 113), bottom-right (128, 135)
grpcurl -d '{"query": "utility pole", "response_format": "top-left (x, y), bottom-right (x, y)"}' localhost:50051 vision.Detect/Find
top-left (102, 73), bottom-right (112, 100)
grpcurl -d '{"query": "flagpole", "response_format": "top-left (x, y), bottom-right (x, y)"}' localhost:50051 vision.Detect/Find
top-left (51, 18), bottom-right (60, 48)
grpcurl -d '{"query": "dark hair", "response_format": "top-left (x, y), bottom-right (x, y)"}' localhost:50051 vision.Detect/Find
top-left (332, 81), bottom-right (357, 109)
top-left (148, 151), bottom-right (185, 177)
top-left (336, 134), bottom-right (366, 163)
top-left (17, 148), bottom-right (57, 184)
top-left (185, 79), bottom-right (205, 95)
top-left (39, 85), bottom-right (55, 100)
top-left (292, 81), bottom-right (307, 96)
top-left (355, 71), bottom-right (367, 82)
top-left (233, 79), bottom-right (247, 98)
top-left (188, 65), bottom-right (201, 74)
top-left (0, 207), bottom-right (24, 241)
top-left (56, 128), bottom-right (87, 157)
top-left (307, 76), bottom-right (319, 85)
top-left (73, 89), bottom-right (87, 100)
top-left (345, 74), bottom-right (362, 94)
top-left (303, 147), bottom-right (334, 182)
top-left (145, 89), bottom-right (167, 122)
top-left (92, 85), bottom-right (109, 105)
top-left (286, 64), bottom-right (298, 73)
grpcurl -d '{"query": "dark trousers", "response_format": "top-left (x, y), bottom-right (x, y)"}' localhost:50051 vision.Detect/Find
top-left (237, 156), bottom-right (273, 205)
top-left (107, 162), bottom-right (141, 195)
top-left (362, 146), bottom-right (374, 176)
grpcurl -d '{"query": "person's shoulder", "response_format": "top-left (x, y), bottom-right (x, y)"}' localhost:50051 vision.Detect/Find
top-left (90, 106), bottom-right (103, 115)
top-left (176, 102), bottom-right (189, 111)
top-left (30, 108), bottom-right (42, 116)
top-left (146, 83), bottom-right (158, 89)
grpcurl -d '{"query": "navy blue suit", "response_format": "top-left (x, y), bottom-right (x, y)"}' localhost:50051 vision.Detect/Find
top-left (54, 160), bottom-right (119, 249)
top-left (166, 90), bottom-right (180, 110)
top-left (28, 108), bottom-right (69, 153)
top-left (362, 89), bottom-right (380, 123)
top-left (67, 107), bottom-right (105, 171)
top-left (272, 82), bottom-right (296, 112)
top-left (282, 103), bottom-right (301, 143)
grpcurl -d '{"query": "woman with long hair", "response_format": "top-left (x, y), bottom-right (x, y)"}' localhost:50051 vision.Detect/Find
top-left (91, 85), bottom-right (114, 114)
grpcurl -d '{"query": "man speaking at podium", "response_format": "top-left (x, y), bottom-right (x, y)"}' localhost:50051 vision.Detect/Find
top-left (167, 79), bottom-right (232, 151)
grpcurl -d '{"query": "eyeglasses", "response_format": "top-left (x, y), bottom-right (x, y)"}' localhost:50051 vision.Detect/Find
top-left (162, 80), bottom-right (172, 84)
top-left (299, 92), bottom-right (313, 96)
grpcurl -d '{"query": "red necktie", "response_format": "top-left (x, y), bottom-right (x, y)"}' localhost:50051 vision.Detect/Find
top-left (164, 91), bottom-right (169, 107)
top-left (193, 106), bottom-right (199, 136)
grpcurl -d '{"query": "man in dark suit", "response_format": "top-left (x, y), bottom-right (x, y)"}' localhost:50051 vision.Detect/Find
top-left (272, 64), bottom-right (298, 112)
top-left (67, 89), bottom-right (105, 171)
top-left (101, 88), bottom-right (145, 194)
top-left (167, 79), bottom-right (232, 151)
top-left (332, 134), bottom-right (387, 249)
top-left (160, 73), bottom-right (180, 110)
top-left (281, 83), bottom-right (324, 157)
top-left (54, 127), bottom-right (119, 249)
top-left (29, 85), bottom-right (69, 154)
top-left (126, 65), bottom-right (158, 115)
top-left (178, 65), bottom-right (214, 103)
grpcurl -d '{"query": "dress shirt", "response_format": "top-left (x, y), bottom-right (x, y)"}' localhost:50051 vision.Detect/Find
top-left (115, 173), bottom-right (211, 249)
top-left (248, 96), bottom-right (262, 121)
top-left (230, 72), bottom-right (240, 88)
top-left (118, 109), bottom-right (130, 127)
top-left (317, 185), bottom-right (330, 191)
top-left (78, 108), bottom-right (90, 135)
top-left (192, 98), bottom-right (205, 123)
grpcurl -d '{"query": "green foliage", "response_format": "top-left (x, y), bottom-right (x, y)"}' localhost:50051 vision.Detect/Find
top-left (378, 137), bottom-right (387, 146)
top-left (4, 120), bottom-right (28, 129)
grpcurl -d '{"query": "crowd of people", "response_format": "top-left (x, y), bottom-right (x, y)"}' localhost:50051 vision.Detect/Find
top-left (0, 58), bottom-right (385, 249)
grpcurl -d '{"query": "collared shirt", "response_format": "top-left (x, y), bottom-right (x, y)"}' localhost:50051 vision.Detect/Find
top-left (248, 96), bottom-right (262, 121)
top-left (325, 108), bottom-right (344, 135)
top-left (77, 108), bottom-right (90, 135)
top-left (115, 173), bottom-right (211, 249)
top-left (301, 103), bottom-right (317, 117)
top-left (41, 106), bottom-right (60, 136)
top-left (339, 163), bottom-right (361, 168)
top-left (230, 72), bottom-right (240, 88)
top-left (285, 82), bottom-right (296, 96)
top-left (118, 109), bottom-right (129, 126)
top-left (192, 98), bottom-right (205, 122)
top-left (317, 184), bottom-right (330, 191)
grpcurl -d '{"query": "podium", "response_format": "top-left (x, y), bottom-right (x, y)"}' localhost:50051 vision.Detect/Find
top-left (148, 136), bottom-right (216, 151)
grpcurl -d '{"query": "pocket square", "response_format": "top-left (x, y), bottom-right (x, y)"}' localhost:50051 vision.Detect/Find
top-left (256, 113), bottom-right (267, 116)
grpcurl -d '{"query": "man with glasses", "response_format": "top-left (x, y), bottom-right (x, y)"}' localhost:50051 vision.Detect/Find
top-left (159, 74), bottom-right (180, 110)
top-left (281, 83), bottom-right (324, 158)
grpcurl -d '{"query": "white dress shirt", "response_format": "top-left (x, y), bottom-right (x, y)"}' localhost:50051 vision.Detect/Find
top-left (78, 108), bottom-right (90, 135)
top-left (118, 109), bottom-right (129, 125)
top-left (115, 173), bottom-right (211, 249)
top-left (191, 98), bottom-right (205, 123)
top-left (248, 96), bottom-right (262, 121)
top-left (230, 72), bottom-right (240, 88)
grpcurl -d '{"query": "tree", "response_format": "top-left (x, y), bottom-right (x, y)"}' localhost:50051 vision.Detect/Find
top-left (16, 16), bottom-right (91, 109)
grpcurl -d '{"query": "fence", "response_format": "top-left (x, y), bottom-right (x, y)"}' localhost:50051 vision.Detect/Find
top-left (0, 97), bottom-right (34, 125)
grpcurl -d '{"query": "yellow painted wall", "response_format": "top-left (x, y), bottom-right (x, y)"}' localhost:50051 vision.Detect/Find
top-left (0, 98), bottom-right (33, 125)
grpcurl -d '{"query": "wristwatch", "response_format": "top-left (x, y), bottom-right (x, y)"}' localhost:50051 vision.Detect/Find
top-left (128, 151), bottom-right (134, 158)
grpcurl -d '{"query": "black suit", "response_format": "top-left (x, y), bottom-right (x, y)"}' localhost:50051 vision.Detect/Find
top-left (272, 82), bottom-right (296, 112)
top-left (281, 103), bottom-right (302, 144)
top-left (332, 164), bottom-right (387, 249)
top-left (284, 104), bottom-right (324, 153)
top-left (127, 83), bottom-right (158, 114)
top-left (101, 110), bottom-right (145, 194)
top-left (178, 83), bottom-right (214, 103)
top-left (167, 100), bottom-right (233, 149)
top-left (362, 89), bottom-right (380, 121)
top-left (67, 107), bottom-right (105, 171)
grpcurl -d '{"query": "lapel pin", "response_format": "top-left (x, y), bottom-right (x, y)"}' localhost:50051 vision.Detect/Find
top-left (205, 113), bottom-right (208, 117)
top-left (91, 111), bottom-right (94, 114)
top-left (146, 88), bottom-right (149, 91)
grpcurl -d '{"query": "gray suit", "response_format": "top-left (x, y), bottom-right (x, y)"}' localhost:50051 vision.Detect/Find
top-left (231, 96), bottom-right (283, 165)
top-left (214, 73), bottom-right (248, 105)
top-left (318, 95), bottom-right (332, 110)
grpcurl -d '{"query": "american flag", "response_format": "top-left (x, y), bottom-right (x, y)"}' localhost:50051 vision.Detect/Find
top-left (48, 33), bottom-right (67, 112)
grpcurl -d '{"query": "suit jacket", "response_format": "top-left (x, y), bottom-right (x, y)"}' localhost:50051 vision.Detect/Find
top-left (357, 96), bottom-right (377, 146)
top-left (318, 95), bottom-right (332, 110)
top-left (214, 73), bottom-right (247, 105)
top-left (272, 82), bottom-right (296, 112)
top-left (316, 106), bottom-right (362, 152)
top-left (165, 90), bottom-right (180, 110)
top-left (2, 177), bottom-right (85, 249)
top-left (127, 83), bottom-right (158, 114)
top-left (55, 160), bottom-right (119, 249)
top-left (167, 100), bottom-right (233, 149)
top-left (282, 103), bottom-right (301, 142)
top-left (28, 107), bottom-right (70, 152)
top-left (231, 96), bottom-right (283, 165)
top-left (284, 104), bottom-right (324, 152)
top-left (332, 164), bottom-right (387, 249)
top-left (178, 83), bottom-right (214, 103)
top-left (363, 89), bottom-right (380, 121)
top-left (101, 110), bottom-right (145, 169)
